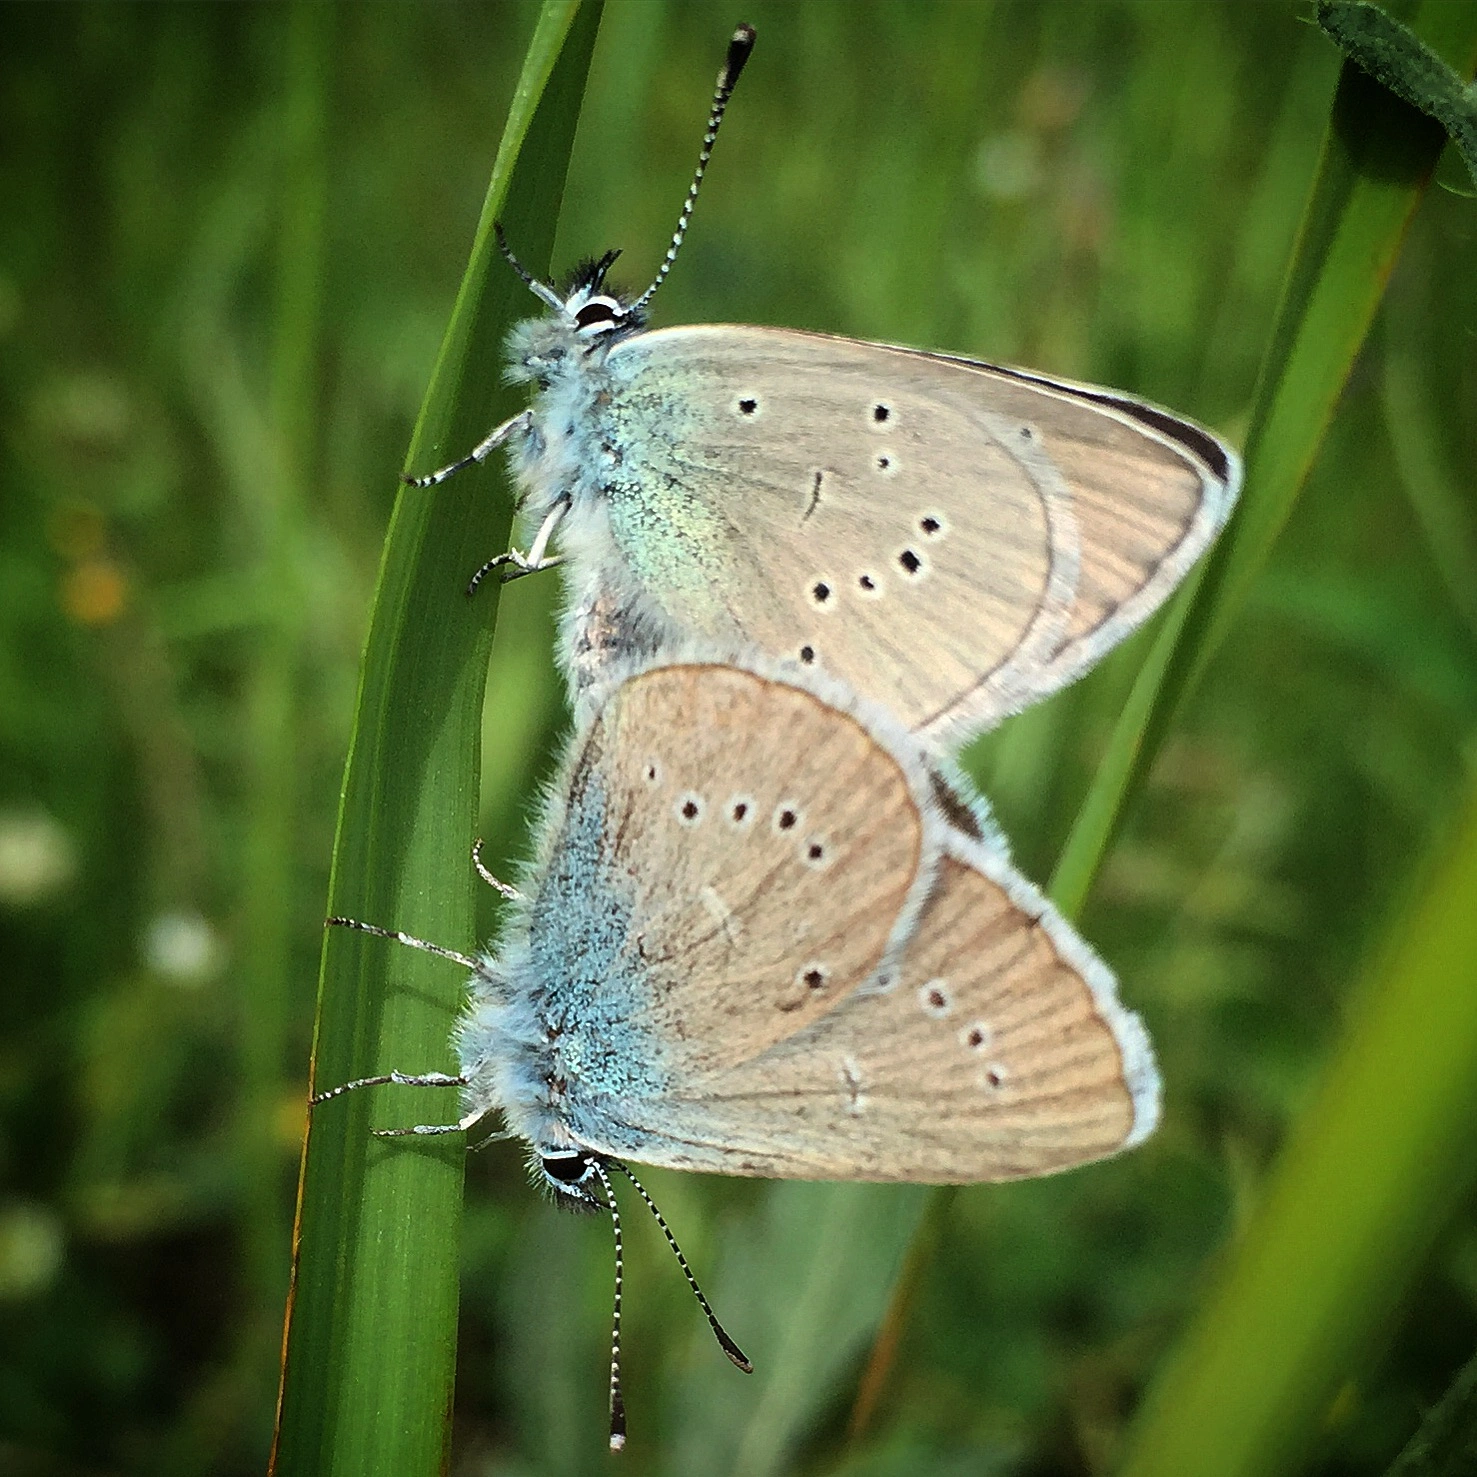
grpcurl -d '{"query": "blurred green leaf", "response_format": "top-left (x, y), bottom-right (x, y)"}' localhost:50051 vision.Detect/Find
top-left (1120, 765), bottom-right (1477, 1477)
top-left (270, 6), bottom-right (601, 1476)
top-left (1049, 1), bottom-right (1473, 915)
top-left (1385, 1346), bottom-right (1477, 1477)
top-left (667, 1183), bottom-right (929, 1477)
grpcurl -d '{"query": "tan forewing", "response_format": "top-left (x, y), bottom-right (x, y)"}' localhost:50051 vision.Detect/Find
top-left (603, 325), bottom-right (1079, 735)
top-left (602, 324), bottom-right (1236, 742)
top-left (576, 662), bottom-right (928, 1077)
top-left (909, 348), bottom-right (1240, 707)
top-left (599, 840), bottom-right (1159, 1181)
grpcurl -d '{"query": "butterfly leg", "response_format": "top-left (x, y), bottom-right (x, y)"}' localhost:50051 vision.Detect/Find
top-left (324, 915), bottom-right (480, 970)
top-left (372, 1102), bottom-right (495, 1139)
top-left (311, 1073), bottom-right (488, 1140)
top-left (311, 1069), bottom-right (467, 1107)
top-left (401, 408), bottom-right (533, 488)
top-left (472, 837), bottom-right (521, 901)
top-left (314, 916), bottom-right (487, 1135)
top-left (466, 493), bottom-right (570, 595)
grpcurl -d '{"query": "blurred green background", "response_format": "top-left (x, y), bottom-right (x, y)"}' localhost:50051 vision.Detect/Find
top-left (4, 2), bottom-right (1477, 1473)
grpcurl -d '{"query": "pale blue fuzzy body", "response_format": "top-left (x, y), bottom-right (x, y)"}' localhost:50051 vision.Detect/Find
top-left (454, 757), bottom-right (672, 1159)
top-left (503, 313), bottom-right (729, 691)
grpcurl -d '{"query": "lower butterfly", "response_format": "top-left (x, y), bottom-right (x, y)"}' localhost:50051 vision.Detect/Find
top-left (313, 652), bottom-right (1159, 1447)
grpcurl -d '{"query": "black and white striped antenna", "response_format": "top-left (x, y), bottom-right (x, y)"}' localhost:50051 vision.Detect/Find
top-left (591, 1158), bottom-right (751, 1453)
top-left (631, 24), bottom-right (756, 314)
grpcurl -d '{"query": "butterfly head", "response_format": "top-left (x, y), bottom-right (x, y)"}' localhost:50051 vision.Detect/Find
top-left (500, 232), bottom-right (648, 389)
top-left (557, 250), bottom-right (646, 341)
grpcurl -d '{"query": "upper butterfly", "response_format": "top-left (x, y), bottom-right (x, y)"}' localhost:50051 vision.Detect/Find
top-left (409, 24), bottom-right (1242, 749)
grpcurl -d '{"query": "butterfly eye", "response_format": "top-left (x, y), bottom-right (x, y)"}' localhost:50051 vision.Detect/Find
top-left (574, 297), bottom-right (623, 335)
top-left (540, 1151), bottom-right (593, 1184)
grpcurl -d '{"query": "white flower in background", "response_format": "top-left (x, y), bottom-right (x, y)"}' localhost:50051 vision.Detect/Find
top-left (143, 910), bottom-right (221, 986)
top-left (0, 809), bottom-right (76, 907)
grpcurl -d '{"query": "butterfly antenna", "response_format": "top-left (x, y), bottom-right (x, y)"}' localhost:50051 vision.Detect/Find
top-left (612, 1161), bottom-right (752, 1374)
top-left (324, 916), bottom-right (480, 972)
top-left (631, 24), bottom-right (756, 315)
top-left (494, 222), bottom-right (565, 312)
top-left (589, 1160), bottom-right (629, 1452)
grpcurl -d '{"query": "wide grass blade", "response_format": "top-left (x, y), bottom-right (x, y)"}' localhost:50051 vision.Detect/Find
top-left (269, 6), bottom-right (601, 1476)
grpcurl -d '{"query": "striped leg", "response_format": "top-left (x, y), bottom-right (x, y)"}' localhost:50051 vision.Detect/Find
top-left (467, 493), bottom-right (569, 595)
top-left (402, 408), bottom-right (532, 488)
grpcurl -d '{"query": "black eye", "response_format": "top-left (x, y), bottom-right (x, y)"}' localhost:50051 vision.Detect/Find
top-left (541, 1153), bottom-right (591, 1183)
top-left (574, 299), bottom-right (621, 332)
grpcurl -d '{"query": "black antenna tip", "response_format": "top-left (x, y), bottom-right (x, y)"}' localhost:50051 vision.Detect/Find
top-left (724, 24), bottom-right (756, 85)
top-left (718, 1326), bottom-right (753, 1374)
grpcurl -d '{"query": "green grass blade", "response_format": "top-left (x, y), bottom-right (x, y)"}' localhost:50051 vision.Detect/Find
top-left (269, 7), bottom-right (601, 1476)
top-left (1118, 769), bottom-right (1477, 1477)
top-left (1383, 343), bottom-right (1477, 641)
top-left (1049, 1), bottom-right (1477, 918)
top-left (1108, 9), bottom-right (1477, 1473)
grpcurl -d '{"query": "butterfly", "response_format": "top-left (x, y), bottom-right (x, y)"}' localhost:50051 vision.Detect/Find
top-left (316, 651), bottom-right (1159, 1445)
top-left (409, 24), bottom-right (1241, 750)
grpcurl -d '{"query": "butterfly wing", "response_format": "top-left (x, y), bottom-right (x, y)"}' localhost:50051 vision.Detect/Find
top-left (533, 658), bottom-right (1157, 1181)
top-left (592, 324), bottom-right (1236, 743)
top-left (595, 830), bottom-right (1159, 1182)
top-left (914, 348), bottom-right (1240, 703)
top-left (520, 660), bottom-right (934, 1141)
